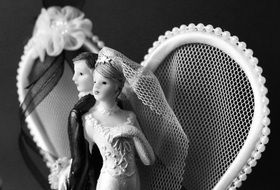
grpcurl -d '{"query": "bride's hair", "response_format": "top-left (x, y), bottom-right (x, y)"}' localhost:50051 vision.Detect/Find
top-left (95, 56), bottom-right (125, 96)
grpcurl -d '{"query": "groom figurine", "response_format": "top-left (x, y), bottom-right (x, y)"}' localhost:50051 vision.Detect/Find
top-left (68, 52), bottom-right (102, 190)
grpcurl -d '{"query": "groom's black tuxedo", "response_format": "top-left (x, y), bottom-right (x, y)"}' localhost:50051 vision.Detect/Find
top-left (67, 94), bottom-right (102, 190)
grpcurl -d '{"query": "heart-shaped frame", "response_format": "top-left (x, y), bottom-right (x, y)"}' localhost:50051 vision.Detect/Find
top-left (141, 23), bottom-right (270, 190)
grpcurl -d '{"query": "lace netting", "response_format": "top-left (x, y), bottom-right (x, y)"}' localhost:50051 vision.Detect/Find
top-left (97, 47), bottom-right (189, 190)
top-left (153, 43), bottom-right (254, 190)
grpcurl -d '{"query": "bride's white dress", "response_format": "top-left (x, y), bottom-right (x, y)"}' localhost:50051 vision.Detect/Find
top-left (83, 111), bottom-right (144, 190)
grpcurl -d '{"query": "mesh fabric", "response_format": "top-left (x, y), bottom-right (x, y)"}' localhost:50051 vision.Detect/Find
top-left (153, 43), bottom-right (254, 190)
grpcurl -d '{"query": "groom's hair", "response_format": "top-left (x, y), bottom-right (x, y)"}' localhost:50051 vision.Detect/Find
top-left (73, 52), bottom-right (98, 69)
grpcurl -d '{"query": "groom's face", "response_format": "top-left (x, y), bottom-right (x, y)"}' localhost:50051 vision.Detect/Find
top-left (72, 60), bottom-right (93, 93)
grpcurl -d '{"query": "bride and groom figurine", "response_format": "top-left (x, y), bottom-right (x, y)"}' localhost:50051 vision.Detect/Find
top-left (49, 46), bottom-right (188, 190)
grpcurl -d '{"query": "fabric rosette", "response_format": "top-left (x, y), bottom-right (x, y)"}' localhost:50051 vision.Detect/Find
top-left (26, 6), bottom-right (93, 61)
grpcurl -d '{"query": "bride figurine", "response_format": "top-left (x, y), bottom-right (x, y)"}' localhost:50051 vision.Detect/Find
top-left (83, 47), bottom-right (155, 190)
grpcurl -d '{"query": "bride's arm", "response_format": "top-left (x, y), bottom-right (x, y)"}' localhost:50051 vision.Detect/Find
top-left (131, 114), bottom-right (155, 166)
top-left (133, 134), bottom-right (155, 165)
top-left (109, 112), bottom-right (155, 165)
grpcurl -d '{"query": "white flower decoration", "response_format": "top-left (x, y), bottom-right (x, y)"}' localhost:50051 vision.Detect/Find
top-left (97, 55), bottom-right (113, 64)
top-left (27, 6), bottom-right (93, 61)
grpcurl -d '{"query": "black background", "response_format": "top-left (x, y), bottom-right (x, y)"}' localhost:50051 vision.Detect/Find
top-left (0, 0), bottom-right (278, 189)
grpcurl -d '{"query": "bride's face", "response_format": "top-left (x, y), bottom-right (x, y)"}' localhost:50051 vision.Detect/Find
top-left (92, 70), bottom-right (118, 102)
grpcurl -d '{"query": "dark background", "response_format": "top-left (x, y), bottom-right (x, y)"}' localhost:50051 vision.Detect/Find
top-left (0, 0), bottom-right (278, 189)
